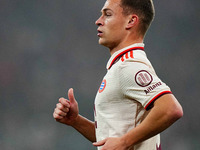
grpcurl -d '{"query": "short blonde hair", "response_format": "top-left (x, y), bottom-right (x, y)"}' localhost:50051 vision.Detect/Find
top-left (120, 0), bottom-right (155, 35)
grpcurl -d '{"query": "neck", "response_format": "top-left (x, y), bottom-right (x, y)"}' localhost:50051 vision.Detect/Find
top-left (109, 37), bottom-right (144, 56)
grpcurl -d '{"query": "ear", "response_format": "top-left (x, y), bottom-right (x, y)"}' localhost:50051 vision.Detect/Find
top-left (126, 15), bottom-right (138, 29)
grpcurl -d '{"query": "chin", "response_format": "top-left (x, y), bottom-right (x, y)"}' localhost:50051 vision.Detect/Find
top-left (99, 39), bottom-right (116, 50)
top-left (99, 38), bottom-right (109, 47)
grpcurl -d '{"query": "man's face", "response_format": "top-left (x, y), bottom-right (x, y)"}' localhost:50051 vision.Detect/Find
top-left (95, 0), bottom-right (129, 49)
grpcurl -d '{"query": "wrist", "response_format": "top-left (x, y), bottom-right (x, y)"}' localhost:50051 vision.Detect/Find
top-left (120, 134), bottom-right (135, 149)
top-left (69, 114), bottom-right (81, 127)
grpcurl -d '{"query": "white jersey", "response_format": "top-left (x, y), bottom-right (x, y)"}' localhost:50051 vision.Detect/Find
top-left (94, 43), bottom-right (171, 150)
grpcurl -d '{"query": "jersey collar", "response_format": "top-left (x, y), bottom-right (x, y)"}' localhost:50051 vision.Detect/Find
top-left (106, 43), bottom-right (145, 70)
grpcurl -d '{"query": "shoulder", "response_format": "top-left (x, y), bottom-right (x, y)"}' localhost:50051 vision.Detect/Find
top-left (118, 50), bottom-right (153, 75)
top-left (117, 49), bottom-right (151, 67)
top-left (117, 51), bottom-right (157, 88)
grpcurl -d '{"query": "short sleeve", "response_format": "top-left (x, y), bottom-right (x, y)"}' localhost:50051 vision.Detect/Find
top-left (119, 60), bottom-right (171, 110)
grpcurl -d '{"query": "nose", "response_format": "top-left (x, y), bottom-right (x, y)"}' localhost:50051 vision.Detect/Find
top-left (95, 16), bottom-right (103, 26)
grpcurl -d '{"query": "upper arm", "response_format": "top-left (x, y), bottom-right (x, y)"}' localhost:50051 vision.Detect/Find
top-left (153, 94), bottom-right (183, 122)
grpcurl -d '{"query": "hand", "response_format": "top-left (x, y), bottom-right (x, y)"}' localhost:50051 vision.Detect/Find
top-left (93, 137), bottom-right (132, 150)
top-left (53, 88), bottom-right (79, 126)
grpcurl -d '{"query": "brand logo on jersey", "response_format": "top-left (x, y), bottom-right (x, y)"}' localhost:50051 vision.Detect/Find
top-left (144, 82), bottom-right (162, 94)
top-left (99, 79), bottom-right (106, 93)
top-left (135, 70), bottom-right (153, 87)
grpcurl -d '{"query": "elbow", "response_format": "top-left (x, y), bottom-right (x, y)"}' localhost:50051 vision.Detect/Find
top-left (176, 105), bottom-right (183, 119)
top-left (170, 103), bottom-right (183, 122)
top-left (174, 108), bottom-right (183, 121)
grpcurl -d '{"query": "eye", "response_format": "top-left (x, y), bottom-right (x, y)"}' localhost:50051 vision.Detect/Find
top-left (105, 13), bottom-right (112, 17)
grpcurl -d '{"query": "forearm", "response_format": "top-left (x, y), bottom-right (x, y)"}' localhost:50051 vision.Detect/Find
top-left (121, 94), bottom-right (183, 147)
top-left (71, 115), bottom-right (96, 142)
top-left (121, 108), bottom-right (172, 146)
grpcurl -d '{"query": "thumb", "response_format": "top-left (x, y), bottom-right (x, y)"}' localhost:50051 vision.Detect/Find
top-left (93, 139), bottom-right (106, 147)
top-left (68, 88), bottom-right (76, 104)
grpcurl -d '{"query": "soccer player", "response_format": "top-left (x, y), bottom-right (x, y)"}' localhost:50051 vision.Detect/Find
top-left (53, 0), bottom-right (183, 149)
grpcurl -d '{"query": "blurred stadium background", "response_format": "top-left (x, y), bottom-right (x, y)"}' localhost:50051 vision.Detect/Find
top-left (0, 0), bottom-right (199, 149)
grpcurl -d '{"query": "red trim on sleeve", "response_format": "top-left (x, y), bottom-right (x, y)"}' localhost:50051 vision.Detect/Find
top-left (145, 91), bottom-right (172, 110)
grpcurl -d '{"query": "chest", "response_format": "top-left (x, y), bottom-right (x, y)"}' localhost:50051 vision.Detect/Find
top-left (95, 66), bottom-right (122, 106)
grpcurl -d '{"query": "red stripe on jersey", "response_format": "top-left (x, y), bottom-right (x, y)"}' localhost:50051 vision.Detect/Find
top-left (125, 52), bottom-right (129, 59)
top-left (145, 91), bottom-right (172, 110)
top-left (130, 51), bottom-right (134, 58)
top-left (121, 55), bottom-right (125, 62)
top-left (108, 47), bottom-right (144, 69)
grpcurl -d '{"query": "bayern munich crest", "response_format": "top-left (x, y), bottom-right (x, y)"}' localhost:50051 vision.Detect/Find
top-left (135, 70), bottom-right (153, 87)
top-left (99, 79), bottom-right (106, 93)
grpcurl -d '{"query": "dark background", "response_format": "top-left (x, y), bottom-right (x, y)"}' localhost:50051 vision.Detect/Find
top-left (0, 0), bottom-right (199, 149)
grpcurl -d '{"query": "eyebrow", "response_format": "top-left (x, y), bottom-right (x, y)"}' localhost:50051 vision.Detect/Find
top-left (101, 8), bottom-right (113, 13)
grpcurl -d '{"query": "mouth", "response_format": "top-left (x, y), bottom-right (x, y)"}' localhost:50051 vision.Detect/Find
top-left (97, 29), bottom-right (103, 37)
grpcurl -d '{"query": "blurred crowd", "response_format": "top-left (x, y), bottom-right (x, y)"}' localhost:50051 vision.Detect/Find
top-left (0, 0), bottom-right (199, 149)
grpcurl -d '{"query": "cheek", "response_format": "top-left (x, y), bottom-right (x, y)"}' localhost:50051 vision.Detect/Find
top-left (108, 24), bottom-right (125, 37)
top-left (103, 17), bottom-right (127, 38)
top-left (107, 18), bottom-right (126, 31)
top-left (105, 22), bottom-right (120, 34)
